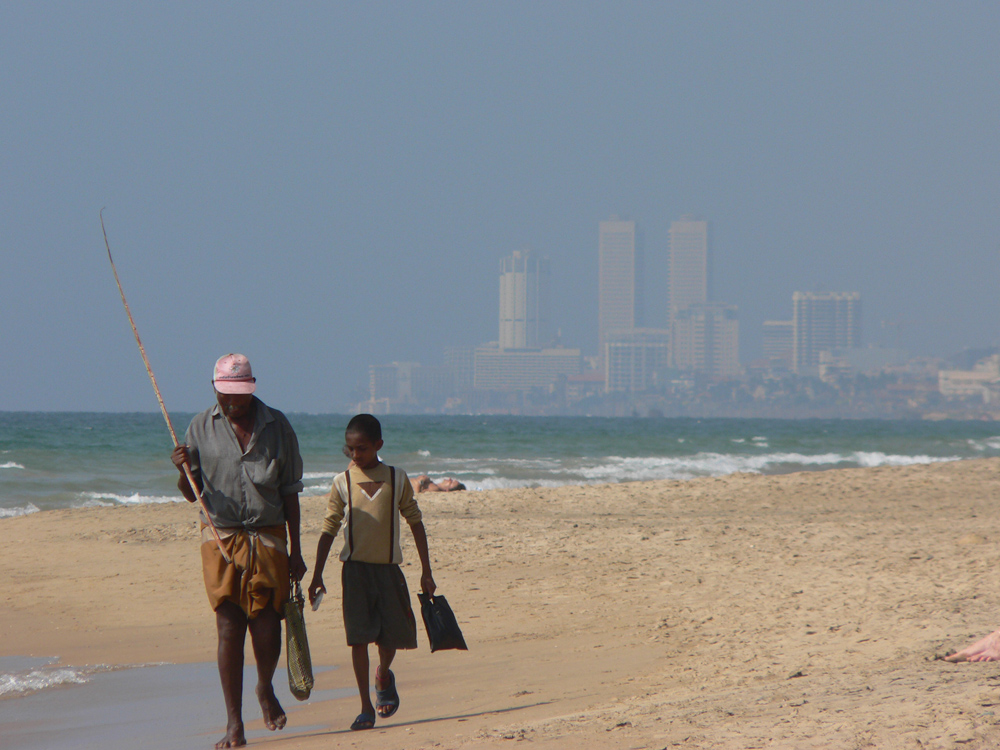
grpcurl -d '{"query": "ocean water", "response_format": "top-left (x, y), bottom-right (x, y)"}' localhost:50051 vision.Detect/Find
top-left (0, 657), bottom-right (350, 749)
top-left (3, 412), bottom-right (1000, 518)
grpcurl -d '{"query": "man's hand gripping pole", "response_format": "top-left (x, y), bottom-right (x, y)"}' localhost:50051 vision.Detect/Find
top-left (101, 210), bottom-right (231, 564)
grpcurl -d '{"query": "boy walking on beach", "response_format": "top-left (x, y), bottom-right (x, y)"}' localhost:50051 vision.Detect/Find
top-left (308, 414), bottom-right (435, 731)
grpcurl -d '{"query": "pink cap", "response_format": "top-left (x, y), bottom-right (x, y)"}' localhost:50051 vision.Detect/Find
top-left (212, 353), bottom-right (256, 394)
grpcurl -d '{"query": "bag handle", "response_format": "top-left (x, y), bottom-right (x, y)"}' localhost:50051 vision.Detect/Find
top-left (388, 466), bottom-right (396, 564)
top-left (345, 470), bottom-right (354, 560)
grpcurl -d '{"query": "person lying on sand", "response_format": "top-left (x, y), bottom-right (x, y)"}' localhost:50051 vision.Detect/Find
top-left (411, 474), bottom-right (466, 493)
top-left (945, 630), bottom-right (1000, 662)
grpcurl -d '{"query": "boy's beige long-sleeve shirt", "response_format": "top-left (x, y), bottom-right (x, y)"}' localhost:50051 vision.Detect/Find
top-left (322, 463), bottom-right (422, 564)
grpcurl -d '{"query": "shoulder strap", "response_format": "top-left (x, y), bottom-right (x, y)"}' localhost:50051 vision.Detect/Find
top-left (388, 466), bottom-right (396, 564)
top-left (345, 470), bottom-right (353, 561)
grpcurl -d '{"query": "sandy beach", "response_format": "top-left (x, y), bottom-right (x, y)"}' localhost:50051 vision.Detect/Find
top-left (5, 458), bottom-right (1000, 748)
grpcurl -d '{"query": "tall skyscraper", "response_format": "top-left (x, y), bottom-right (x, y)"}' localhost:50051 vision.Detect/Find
top-left (667, 216), bottom-right (709, 333)
top-left (499, 249), bottom-right (550, 350)
top-left (598, 218), bottom-right (642, 357)
top-left (792, 292), bottom-right (862, 374)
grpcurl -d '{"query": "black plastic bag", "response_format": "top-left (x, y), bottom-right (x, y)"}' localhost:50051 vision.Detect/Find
top-left (418, 592), bottom-right (468, 652)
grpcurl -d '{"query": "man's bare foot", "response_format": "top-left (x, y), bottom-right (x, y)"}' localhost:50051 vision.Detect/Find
top-left (945, 630), bottom-right (1000, 662)
top-left (214, 722), bottom-right (246, 749)
top-left (256, 683), bottom-right (287, 731)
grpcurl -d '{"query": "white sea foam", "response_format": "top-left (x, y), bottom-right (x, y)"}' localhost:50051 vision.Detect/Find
top-left (303, 482), bottom-right (333, 495)
top-left (577, 454), bottom-right (748, 482)
top-left (851, 452), bottom-right (954, 468)
top-left (77, 492), bottom-right (181, 506)
top-left (0, 661), bottom-right (160, 697)
top-left (302, 471), bottom-right (336, 495)
top-left (0, 462), bottom-right (25, 469)
top-left (434, 456), bottom-right (557, 472)
top-left (418, 450), bottom-right (431, 457)
top-left (563, 451), bottom-right (959, 485)
top-left (383, 449), bottom-right (964, 491)
top-left (431, 465), bottom-right (497, 476)
top-left (0, 503), bottom-right (40, 519)
top-left (0, 665), bottom-right (92, 697)
top-left (79, 497), bottom-right (115, 508)
top-left (468, 476), bottom-right (571, 491)
top-left (968, 437), bottom-right (1000, 452)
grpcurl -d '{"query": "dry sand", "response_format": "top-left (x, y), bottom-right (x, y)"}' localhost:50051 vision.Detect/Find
top-left (5, 459), bottom-right (1000, 749)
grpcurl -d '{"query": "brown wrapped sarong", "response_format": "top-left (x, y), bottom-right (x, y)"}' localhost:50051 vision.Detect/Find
top-left (201, 524), bottom-right (289, 618)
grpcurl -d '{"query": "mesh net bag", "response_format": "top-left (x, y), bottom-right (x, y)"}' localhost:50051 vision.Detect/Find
top-left (285, 580), bottom-right (314, 700)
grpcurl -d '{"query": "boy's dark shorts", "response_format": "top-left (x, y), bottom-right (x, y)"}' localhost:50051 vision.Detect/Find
top-left (341, 560), bottom-right (418, 649)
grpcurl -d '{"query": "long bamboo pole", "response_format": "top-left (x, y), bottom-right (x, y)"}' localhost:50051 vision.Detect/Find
top-left (100, 209), bottom-right (231, 563)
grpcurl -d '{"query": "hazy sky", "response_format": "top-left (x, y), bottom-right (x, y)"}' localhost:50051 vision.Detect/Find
top-left (3, 3), bottom-right (999, 412)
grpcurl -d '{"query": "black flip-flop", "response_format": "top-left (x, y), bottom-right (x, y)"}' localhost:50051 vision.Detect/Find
top-left (350, 712), bottom-right (376, 731)
top-left (375, 669), bottom-right (400, 718)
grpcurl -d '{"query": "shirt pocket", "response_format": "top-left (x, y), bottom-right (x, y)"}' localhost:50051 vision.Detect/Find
top-left (245, 453), bottom-right (280, 488)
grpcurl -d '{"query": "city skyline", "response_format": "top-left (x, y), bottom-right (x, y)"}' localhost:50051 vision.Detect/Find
top-left (3, 4), bottom-right (999, 412)
top-left (362, 219), bottom-right (869, 411)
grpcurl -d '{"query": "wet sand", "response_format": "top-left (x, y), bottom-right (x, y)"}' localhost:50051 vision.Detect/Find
top-left (0, 661), bottom-right (350, 750)
top-left (4, 459), bottom-right (1000, 748)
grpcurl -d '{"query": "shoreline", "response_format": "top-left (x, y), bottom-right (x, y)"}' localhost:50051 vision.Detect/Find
top-left (0, 451), bottom-right (976, 521)
top-left (4, 461), bottom-right (1000, 747)
top-left (0, 659), bottom-right (354, 750)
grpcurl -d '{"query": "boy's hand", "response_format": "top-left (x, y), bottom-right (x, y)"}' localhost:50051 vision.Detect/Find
top-left (308, 577), bottom-right (326, 606)
top-left (421, 572), bottom-right (436, 597)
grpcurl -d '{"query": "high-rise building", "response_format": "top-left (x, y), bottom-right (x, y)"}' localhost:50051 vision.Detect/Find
top-left (667, 217), bottom-right (709, 332)
top-left (762, 320), bottom-right (794, 370)
top-left (604, 328), bottom-right (672, 393)
top-left (792, 292), bottom-right (862, 374)
top-left (672, 303), bottom-right (740, 378)
top-left (598, 218), bottom-right (642, 358)
top-left (473, 344), bottom-right (581, 390)
top-left (499, 249), bottom-right (550, 350)
top-left (444, 346), bottom-right (474, 393)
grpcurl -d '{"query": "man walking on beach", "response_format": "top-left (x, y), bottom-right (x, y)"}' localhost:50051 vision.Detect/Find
top-left (171, 353), bottom-right (306, 749)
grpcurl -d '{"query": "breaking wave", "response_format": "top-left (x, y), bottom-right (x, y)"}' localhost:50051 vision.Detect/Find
top-left (77, 492), bottom-right (181, 507)
top-left (413, 451), bottom-right (959, 490)
top-left (0, 503), bottom-right (40, 519)
top-left (0, 664), bottom-right (94, 697)
top-left (968, 437), bottom-right (1000, 452)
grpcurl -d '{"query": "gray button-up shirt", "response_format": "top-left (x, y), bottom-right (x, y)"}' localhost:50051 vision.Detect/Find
top-left (185, 398), bottom-right (304, 529)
